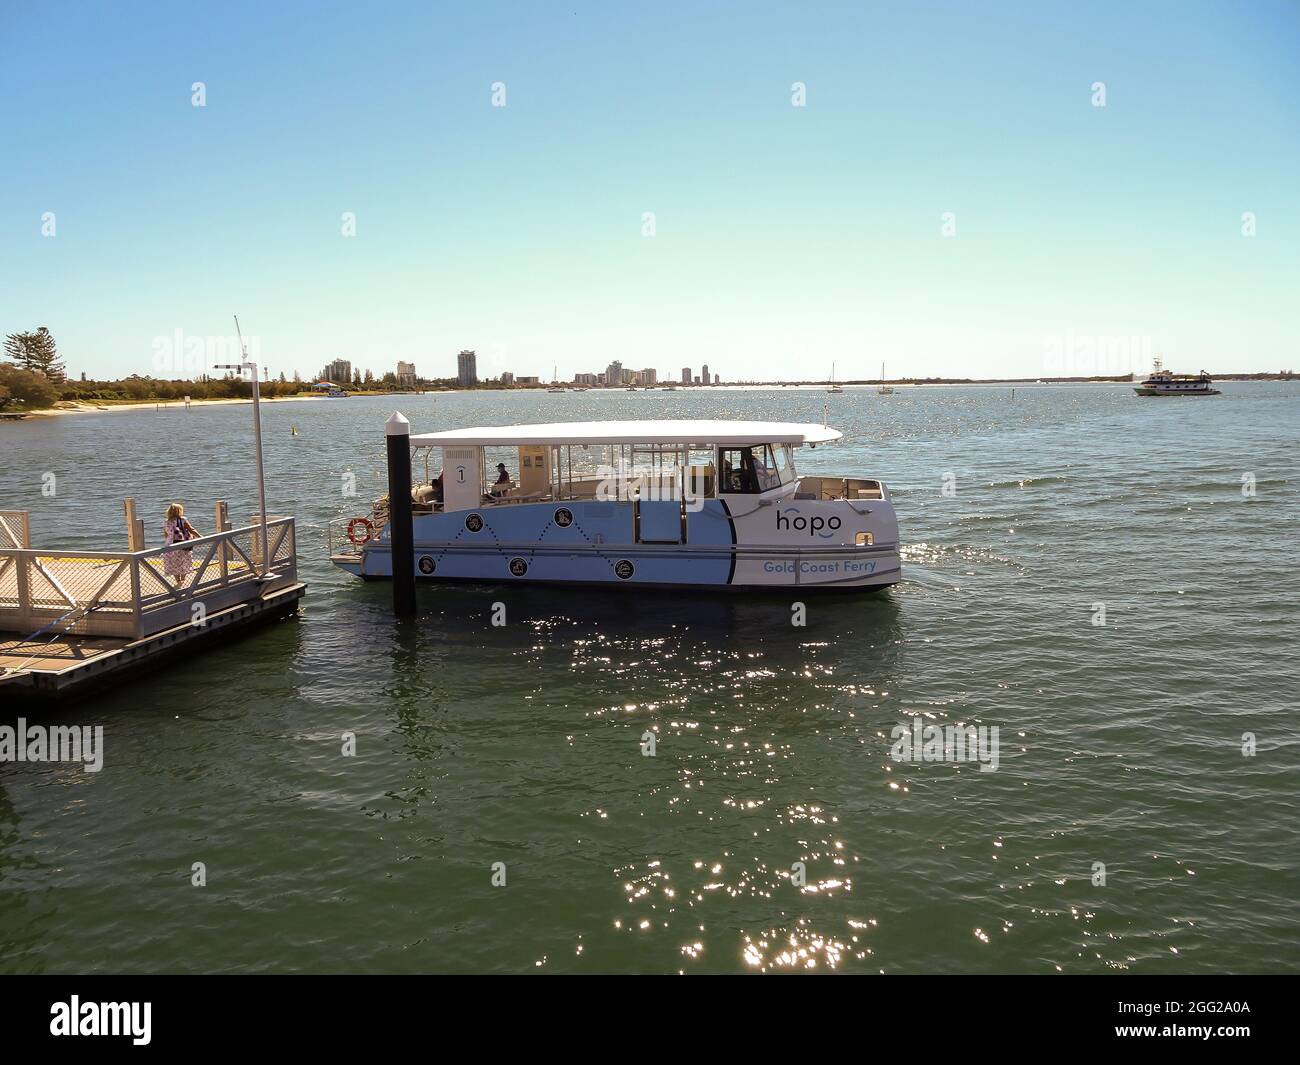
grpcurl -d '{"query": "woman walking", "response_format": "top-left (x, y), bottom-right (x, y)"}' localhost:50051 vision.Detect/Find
top-left (162, 503), bottom-right (200, 587)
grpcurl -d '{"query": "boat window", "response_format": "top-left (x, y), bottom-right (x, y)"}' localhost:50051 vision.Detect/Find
top-left (685, 448), bottom-right (715, 499)
top-left (719, 446), bottom-right (782, 493)
top-left (719, 448), bottom-right (756, 493)
top-left (752, 445), bottom-right (781, 491)
top-left (773, 444), bottom-right (796, 485)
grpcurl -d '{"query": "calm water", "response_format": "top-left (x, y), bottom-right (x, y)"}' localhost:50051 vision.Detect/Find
top-left (1, 384), bottom-right (1297, 974)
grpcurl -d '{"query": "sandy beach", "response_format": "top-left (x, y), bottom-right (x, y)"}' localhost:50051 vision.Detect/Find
top-left (11, 393), bottom-right (333, 419)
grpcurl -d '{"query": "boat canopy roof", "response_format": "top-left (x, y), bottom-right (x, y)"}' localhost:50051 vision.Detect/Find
top-left (409, 419), bottom-right (842, 448)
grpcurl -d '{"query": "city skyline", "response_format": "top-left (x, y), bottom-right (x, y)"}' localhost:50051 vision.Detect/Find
top-left (313, 350), bottom-right (720, 387)
top-left (3, 2), bottom-right (1297, 382)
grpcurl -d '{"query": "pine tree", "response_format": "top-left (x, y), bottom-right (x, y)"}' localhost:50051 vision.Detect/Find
top-left (3, 327), bottom-right (65, 380)
top-left (30, 326), bottom-right (63, 379)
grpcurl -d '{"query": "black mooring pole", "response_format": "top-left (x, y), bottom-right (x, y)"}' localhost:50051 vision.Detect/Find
top-left (385, 411), bottom-right (416, 616)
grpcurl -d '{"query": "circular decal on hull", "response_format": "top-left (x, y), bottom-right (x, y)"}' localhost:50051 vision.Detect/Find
top-left (465, 513), bottom-right (484, 533)
top-left (508, 557), bottom-right (529, 577)
top-left (614, 559), bottom-right (635, 580)
top-left (553, 507), bottom-right (573, 527)
top-left (418, 556), bottom-right (436, 575)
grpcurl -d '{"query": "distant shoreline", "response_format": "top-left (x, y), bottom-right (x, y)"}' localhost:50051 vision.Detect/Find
top-left (3, 393), bottom-right (332, 420)
top-left (446, 372), bottom-right (1298, 390)
top-left (2, 375), bottom-right (1293, 420)
top-left (455, 373), bottom-right (1297, 391)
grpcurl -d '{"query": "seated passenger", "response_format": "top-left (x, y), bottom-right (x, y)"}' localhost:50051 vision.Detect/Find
top-left (493, 462), bottom-right (511, 491)
top-left (432, 471), bottom-right (444, 504)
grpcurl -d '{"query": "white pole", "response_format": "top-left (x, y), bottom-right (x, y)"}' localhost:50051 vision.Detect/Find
top-left (250, 358), bottom-right (270, 577)
top-left (217, 315), bottom-right (271, 579)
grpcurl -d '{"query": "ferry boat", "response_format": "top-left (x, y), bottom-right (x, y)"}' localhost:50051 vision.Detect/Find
top-left (1134, 358), bottom-right (1220, 396)
top-left (330, 419), bottom-right (900, 591)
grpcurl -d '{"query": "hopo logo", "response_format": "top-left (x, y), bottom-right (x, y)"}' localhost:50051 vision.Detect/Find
top-left (776, 507), bottom-right (841, 538)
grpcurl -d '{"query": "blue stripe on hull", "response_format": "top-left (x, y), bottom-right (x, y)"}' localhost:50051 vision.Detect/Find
top-left (394, 500), bottom-right (735, 585)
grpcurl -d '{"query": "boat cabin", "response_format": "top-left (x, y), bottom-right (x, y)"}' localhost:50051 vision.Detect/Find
top-left (405, 420), bottom-right (883, 513)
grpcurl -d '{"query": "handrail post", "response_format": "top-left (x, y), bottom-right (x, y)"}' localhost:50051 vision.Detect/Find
top-left (14, 550), bottom-right (31, 633)
top-left (215, 500), bottom-right (229, 584)
top-left (124, 497), bottom-right (145, 550)
top-left (129, 555), bottom-right (143, 638)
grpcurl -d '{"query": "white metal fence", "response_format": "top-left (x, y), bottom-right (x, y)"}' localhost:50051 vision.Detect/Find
top-left (0, 518), bottom-right (298, 639)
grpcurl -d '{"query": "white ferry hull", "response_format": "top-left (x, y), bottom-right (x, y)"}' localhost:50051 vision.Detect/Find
top-left (333, 497), bottom-right (900, 591)
top-left (1133, 385), bottom-right (1220, 396)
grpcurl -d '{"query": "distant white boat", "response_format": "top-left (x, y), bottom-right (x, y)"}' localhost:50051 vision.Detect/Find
top-left (877, 361), bottom-right (894, 395)
top-left (1134, 356), bottom-right (1220, 397)
top-left (827, 363), bottom-right (844, 394)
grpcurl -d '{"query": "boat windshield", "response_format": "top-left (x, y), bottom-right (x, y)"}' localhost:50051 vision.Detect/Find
top-left (718, 444), bottom-right (794, 493)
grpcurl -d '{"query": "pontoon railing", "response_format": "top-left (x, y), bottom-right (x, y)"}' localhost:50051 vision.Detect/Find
top-left (0, 518), bottom-right (298, 640)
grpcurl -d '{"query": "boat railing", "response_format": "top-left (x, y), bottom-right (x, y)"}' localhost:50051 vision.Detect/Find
top-left (794, 476), bottom-right (885, 501)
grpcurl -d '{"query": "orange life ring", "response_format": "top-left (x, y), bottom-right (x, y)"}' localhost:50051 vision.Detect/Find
top-left (347, 517), bottom-right (374, 545)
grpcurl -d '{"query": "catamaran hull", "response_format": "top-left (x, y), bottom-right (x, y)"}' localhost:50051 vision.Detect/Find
top-left (334, 547), bottom-right (900, 590)
top-left (332, 498), bottom-right (901, 591)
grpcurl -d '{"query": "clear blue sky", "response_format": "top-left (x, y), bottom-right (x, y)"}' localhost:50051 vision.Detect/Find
top-left (2, 1), bottom-right (1297, 382)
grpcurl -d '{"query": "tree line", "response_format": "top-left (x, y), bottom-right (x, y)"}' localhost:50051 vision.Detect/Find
top-left (3, 326), bottom-right (488, 412)
top-left (1, 327), bottom-right (401, 411)
top-left (2, 328), bottom-right (66, 410)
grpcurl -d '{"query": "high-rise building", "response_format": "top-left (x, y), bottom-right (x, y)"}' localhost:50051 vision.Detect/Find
top-left (606, 360), bottom-right (624, 387)
top-left (574, 373), bottom-right (597, 386)
top-left (701, 363), bottom-right (710, 386)
top-left (396, 361), bottom-right (417, 388)
top-left (323, 358), bottom-right (351, 383)
top-left (500, 371), bottom-right (515, 386)
top-left (681, 367), bottom-right (691, 385)
top-left (457, 349), bottom-right (477, 387)
top-left (640, 368), bottom-right (658, 386)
